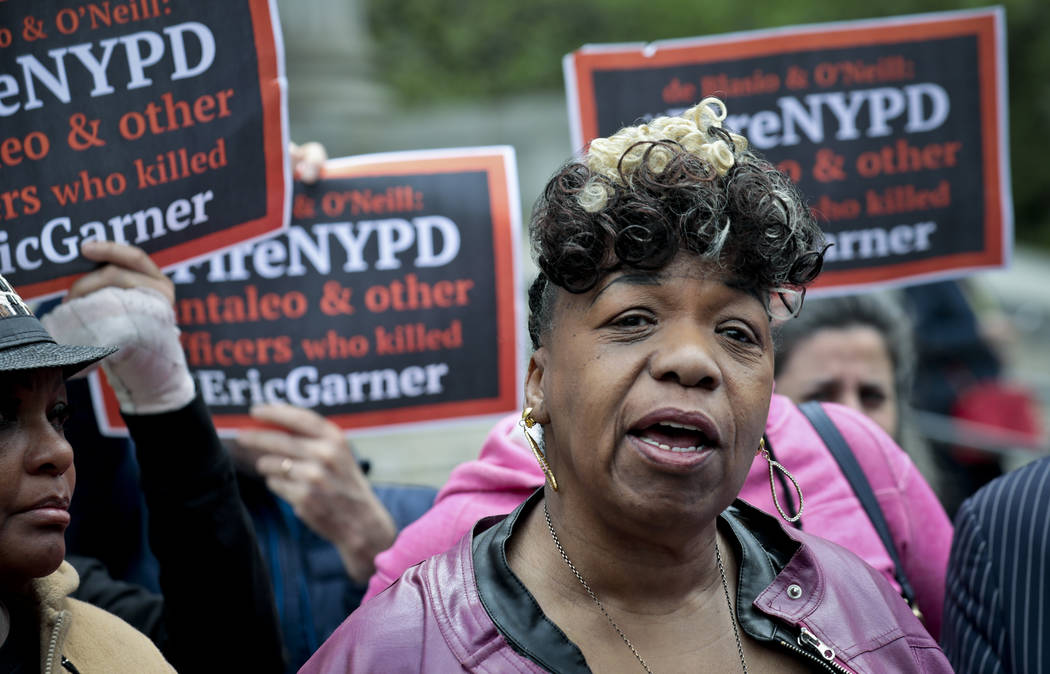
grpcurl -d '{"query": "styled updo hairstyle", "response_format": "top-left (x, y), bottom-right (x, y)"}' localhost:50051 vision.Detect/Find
top-left (528, 98), bottom-right (826, 349)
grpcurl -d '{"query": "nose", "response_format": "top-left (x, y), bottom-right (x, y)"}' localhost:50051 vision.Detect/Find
top-left (838, 388), bottom-right (863, 417)
top-left (648, 319), bottom-right (721, 389)
top-left (25, 420), bottom-right (75, 477)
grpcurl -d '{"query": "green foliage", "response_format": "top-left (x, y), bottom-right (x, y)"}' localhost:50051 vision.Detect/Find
top-left (365, 0), bottom-right (1050, 247)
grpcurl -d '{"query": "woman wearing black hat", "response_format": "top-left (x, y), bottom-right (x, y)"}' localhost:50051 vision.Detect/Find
top-left (0, 241), bottom-right (283, 673)
top-left (0, 261), bottom-right (174, 672)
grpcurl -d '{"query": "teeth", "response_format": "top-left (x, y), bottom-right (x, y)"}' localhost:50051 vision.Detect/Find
top-left (640, 437), bottom-right (703, 453)
top-left (659, 421), bottom-right (701, 431)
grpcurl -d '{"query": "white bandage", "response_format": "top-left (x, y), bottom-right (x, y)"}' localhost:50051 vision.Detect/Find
top-left (42, 287), bottom-right (195, 414)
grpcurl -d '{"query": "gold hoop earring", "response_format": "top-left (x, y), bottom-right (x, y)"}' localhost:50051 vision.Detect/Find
top-left (759, 438), bottom-right (803, 522)
top-left (521, 407), bottom-right (558, 492)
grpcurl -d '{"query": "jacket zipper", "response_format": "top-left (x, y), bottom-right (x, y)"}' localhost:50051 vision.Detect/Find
top-left (44, 611), bottom-right (65, 674)
top-left (776, 626), bottom-right (853, 674)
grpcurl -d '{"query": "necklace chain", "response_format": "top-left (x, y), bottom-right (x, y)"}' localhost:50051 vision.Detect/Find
top-left (543, 501), bottom-right (748, 674)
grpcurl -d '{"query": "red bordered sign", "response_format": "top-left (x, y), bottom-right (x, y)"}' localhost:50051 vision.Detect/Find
top-left (564, 8), bottom-right (1011, 292)
top-left (92, 146), bottom-right (523, 435)
top-left (3, 0), bottom-right (289, 300)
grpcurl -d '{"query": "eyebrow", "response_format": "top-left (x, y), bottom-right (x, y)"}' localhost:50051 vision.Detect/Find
top-left (591, 271), bottom-right (763, 307)
top-left (589, 271), bottom-right (663, 305)
top-left (724, 278), bottom-right (766, 304)
top-left (1, 371), bottom-right (64, 394)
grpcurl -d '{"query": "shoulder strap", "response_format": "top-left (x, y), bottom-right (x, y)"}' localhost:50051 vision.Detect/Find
top-left (797, 401), bottom-right (919, 610)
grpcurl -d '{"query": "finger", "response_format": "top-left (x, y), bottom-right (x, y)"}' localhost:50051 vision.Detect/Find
top-left (80, 241), bottom-right (165, 278)
top-left (250, 403), bottom-right (342, 440)
top-left (291, 141), bottom-right (327, 184)
top-left (264, 475), bottom-right (310, 508)
top-left (235, 429), bottom-right (317, 460)
top-left (258, 455), bottom-right (328, 482)
top-left (67, 266), bottom-right (174, 304)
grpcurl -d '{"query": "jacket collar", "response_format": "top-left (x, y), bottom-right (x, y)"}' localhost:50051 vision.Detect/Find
top-left (30, 561), bottom-right (78, 674)
top-left (471, 489), bottom-right (802, 672)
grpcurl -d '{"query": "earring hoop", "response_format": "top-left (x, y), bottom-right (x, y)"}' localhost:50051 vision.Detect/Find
top-left (759, 438), bottom-right (803, 522)
top-left (521, 407), bottom-right (558, 492)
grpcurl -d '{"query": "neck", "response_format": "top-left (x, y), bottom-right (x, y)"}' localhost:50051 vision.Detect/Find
top-left (534, 490), bottom-right (724, 609)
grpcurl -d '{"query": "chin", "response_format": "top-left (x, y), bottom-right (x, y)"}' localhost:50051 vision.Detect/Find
top-left (0, 534), bottom-right (67, 588)
top-left (622, 479), bottom-right (729, 522)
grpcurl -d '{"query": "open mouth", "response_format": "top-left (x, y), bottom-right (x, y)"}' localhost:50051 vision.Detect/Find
top-left (631, 421), bottom-right (716, 453)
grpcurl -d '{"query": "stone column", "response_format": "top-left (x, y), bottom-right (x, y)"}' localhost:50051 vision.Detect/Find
top-left (275, 0), bottom-right (390, 152)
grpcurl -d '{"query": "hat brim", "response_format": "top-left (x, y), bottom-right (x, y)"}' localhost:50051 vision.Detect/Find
top-left (0, 342), bottom-right (117, 379)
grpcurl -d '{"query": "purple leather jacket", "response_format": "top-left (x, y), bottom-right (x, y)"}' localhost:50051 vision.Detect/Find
top-left (303, 491), bottom-right (950, 673)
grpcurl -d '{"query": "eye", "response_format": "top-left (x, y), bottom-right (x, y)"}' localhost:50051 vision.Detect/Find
top-left (49, 401), bottom-right (72, 431)
top-left (718, 323), bottom-right (760, 346)
top-left (859, 387), bottom-right (888, 408)
top-left (604, 309), bottom-right (656, 333)
top-left (800, 383), bottom-right (836, 403)
top-left (0, 399), bottom-right (17, 430)
top-left (611, 313), bottom-right (653, 329)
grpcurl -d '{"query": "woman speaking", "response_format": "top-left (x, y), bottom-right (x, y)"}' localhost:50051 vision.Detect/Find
top-left (304, 100), bottom-right (950, 672)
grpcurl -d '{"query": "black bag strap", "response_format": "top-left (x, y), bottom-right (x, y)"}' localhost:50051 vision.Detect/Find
top-left (798, 401), bottom-right (921, 616)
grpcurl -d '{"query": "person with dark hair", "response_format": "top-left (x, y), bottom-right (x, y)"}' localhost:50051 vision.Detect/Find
top-left (904, 280), bottom-right (1042, 518)
top-left (362, 193), bottom-right (950, 642)
top-left (0, 264), bottom-right (173, 672)
top-left (774, 293), bottom-right (914, 439)
top-left (305, 99), bottom-right (949, 672)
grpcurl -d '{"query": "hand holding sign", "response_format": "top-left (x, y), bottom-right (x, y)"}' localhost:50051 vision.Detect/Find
top-left (42, 242), bottom-right (195, 414)
top-left (69, 240), bottom-right (176, 304)
top-left (289, 141), bottom-right (327, 184)
top-left (235, 403), bottom-right (397, 583)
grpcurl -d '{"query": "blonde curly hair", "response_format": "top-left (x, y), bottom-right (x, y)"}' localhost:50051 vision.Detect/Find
top-left (580, 98), bottom-right (747, 211)
top-left (527, 97), bottom-right (826, 349)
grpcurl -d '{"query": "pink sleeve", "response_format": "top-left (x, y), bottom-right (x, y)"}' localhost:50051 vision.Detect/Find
top-left (364, 413), bottom-right (544, 602)
top-left (364, 495), bottom-right (472, 601)
top-left (886, 443), bottom-right (952, 641)
top-left (831, 404), bottom-right (952, 641)
top-left (364, 490), bottom-right (528, 601)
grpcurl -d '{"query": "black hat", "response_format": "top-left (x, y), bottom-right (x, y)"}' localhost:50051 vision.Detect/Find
top-left (0, 274), bottom-right (116, 378)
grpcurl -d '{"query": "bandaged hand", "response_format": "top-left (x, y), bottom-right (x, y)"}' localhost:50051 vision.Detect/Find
top-left (41, 242), bottom-right (194, 415)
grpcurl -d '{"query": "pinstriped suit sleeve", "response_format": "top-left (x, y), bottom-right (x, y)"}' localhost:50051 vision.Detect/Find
top-left (942, 456), bottom-right (1050, 674)
top-left (943, 496), bottom-right (1005, 673)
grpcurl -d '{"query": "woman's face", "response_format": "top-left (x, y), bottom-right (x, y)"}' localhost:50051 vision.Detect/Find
top-left (0, 368), bottom-right (75, 589)
top-left (775, 326), bottom-right (898, 437)
top-left (526, 254), bottom-right (773, 525)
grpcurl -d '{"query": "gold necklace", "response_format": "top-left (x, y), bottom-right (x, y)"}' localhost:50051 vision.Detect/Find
top-left (544, 501), bottom-right (749, 674)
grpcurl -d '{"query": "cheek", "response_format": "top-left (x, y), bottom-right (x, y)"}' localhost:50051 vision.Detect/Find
top-left (0, 446), bottom-right (20, 512)
top-left (731, 363), bottom-right (774, 447)
top-left (872, 407), bottom-right (898, 437)
top-left (545, 339), bottom-right (615, 406)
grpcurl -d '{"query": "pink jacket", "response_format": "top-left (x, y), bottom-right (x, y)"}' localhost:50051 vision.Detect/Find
top-left (365, 394), bottom-right (951, 638)
top-left (314, 493), bottom-right (951, 673)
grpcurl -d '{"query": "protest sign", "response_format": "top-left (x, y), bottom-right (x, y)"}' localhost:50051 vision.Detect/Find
top-left (1, 0), bottom-right (288, 300)
top-left (90, 146), bottom-right (523, 435)
top-left (564, 8), bottom-right (1011, 291)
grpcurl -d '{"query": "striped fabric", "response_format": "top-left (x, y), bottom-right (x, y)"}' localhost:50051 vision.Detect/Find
top-left (942, 456), bottom-right (1050, 673)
